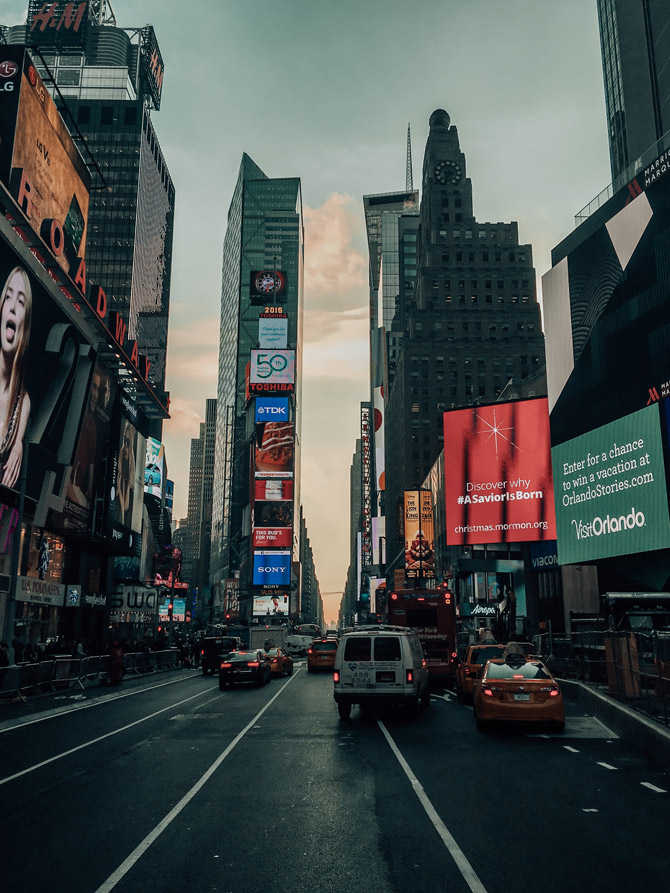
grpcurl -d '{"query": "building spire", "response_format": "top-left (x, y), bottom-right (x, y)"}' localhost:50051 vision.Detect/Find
top-left (406, 123), bottom-right (413, 192)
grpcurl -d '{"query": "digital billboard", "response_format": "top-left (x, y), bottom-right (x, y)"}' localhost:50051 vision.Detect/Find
top-left (252, 550), bottom-right (291, 586)
top-left (0, 241), bottom-right (97, 510)
top-left (255, 397), bottom-right (289, 424)
top-left (253, 592), bottom-right (289, 616)
top-left (0, 46), bottom-right (90, 271)
top-left (552, 404), bottom-right (670, 564)
top-left (250, 350), bottom-right (295, 386)
top-left (258, 316), bottom-right (288, 349)
top-left (249, 270), bottom-right (287, 304)
top-left (144, 437), bottom-right (164, 499)
top-left (444, 398), bottom-right (557, 545)
top-left (107, 405), bottom-right (146, 551)
top-left (403, 490), bottom-right (435, 579)
top-left (252, 498), bottom-right (293, 548)
top-left (254, 479), bottom-right (293, 501)
top-left (254, 422), bottom-right (294, 478)
top-left (27, 1), bottom-right (90, 50)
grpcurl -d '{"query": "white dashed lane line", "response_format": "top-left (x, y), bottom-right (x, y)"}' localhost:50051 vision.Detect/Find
top-left (641, 782), bottom-right (667, 793)
top-left (563, 746), bottom-right (580, 753)
top-left (597, 761), bottom-right (618, 770)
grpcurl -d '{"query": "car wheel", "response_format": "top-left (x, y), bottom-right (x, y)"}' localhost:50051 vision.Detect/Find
top-left (338, 702), bottom-right (351, 720)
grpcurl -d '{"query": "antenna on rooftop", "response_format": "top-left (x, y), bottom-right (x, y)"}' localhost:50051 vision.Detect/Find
top-left (406, 123), bottom-right (414, 192)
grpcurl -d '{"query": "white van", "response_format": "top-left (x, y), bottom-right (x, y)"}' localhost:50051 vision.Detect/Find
top-left (333, 625), bottom-right (430, 720)
top-left (286, 635), bottom-right (313, 656)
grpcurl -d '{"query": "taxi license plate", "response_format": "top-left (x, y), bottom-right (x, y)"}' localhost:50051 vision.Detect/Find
top-left (377, 672), bottom-right (395, 683)
top-left (514, 693), bottom-right (530, 701)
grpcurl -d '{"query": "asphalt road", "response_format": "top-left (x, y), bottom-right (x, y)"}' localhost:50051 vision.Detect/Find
top-left (1, 665), bottom-right (669, 893)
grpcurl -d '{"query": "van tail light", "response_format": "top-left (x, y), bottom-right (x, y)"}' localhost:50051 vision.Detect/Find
top-left (333, 671), bottom-right (340, 683)
top-left (247, 661), bottom-right (260, 667)
top-left (422, 659), bottom-right (426, 668)
top-left (406, 670), bottom-right (413, 683)
top-left (221, 662), bottom-right (232, 669)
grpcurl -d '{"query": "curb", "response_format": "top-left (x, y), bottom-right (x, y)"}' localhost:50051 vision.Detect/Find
top-left (560, 678), bottom-right (670, 774)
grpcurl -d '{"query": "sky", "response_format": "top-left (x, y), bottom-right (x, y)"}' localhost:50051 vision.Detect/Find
top-left (1, 0), bottom-right (612, 623)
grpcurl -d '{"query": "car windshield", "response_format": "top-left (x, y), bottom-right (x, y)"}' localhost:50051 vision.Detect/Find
top-left (312, 641), bottom-right (337, 651)
top-left (265, 649), bottom-right (280, 656)
top-left (227, 652), bottom-right (260, 663)
top-left (486, 661), bottom-right (551, 680)
top-left (470, 646), bottom-right (504, 665)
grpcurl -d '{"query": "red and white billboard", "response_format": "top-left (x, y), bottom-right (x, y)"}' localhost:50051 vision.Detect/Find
top-left (252, 527), bottom-right (292, 548)
top-left (254, 479), bottom-right (293, 501)
top-left (443, 398), bottom-right (556, 545)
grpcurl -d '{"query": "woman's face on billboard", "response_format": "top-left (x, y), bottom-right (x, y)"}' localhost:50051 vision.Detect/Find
top-left (1, 269), bottom-right (28, 358)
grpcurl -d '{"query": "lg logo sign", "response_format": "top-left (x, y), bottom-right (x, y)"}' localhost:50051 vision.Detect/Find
top-left (0, 60), bottom-right (18, 91)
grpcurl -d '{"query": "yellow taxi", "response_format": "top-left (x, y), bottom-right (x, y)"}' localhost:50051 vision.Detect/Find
top-left (472, 655), bottom-right (565, 732)
top-left (307, 638), bottom-right (338, 672)
top-left (263, 647), bottom-right (293, 677)
top-left (455, 644), bottom-right (506, 703)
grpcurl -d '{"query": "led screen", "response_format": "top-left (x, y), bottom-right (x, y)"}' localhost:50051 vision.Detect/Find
top-left (252, 550), bottom-right (291, 586)
top-left (403, 490), bottom-right (435, 579)
top-left (254, 422), bottom-right (294, 478)
top-left (250, 350), bottom-right (295, 385)
top-left (249, 270), bottom-right (287, 304)
top-left (258, 317), bottom-right (288, 349)
top-left (255, 397), bottom-right (289, 424)
top-left (144, 437), bottom-right (164, 498)
top-left (444, 398), bottom-right (557, 545)
top-left (552, 404), bottom-right (670, 563)
top-left (253, 592), bottom-right (289, 616)
top-left (254, 479), bottom-right (293, 501)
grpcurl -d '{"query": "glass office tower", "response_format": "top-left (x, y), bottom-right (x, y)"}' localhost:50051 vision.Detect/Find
top-left (210, 154), bottom-right (304, 621)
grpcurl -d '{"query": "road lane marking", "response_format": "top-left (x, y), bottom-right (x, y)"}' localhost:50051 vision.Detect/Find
top-left (95, 671), bottom-right (300, 893)
top-left (0, 688), bottom-right (213, 786)
top-left (0, 673), bottom-right (203, 735)
top-left (641, 782), bottom-right (667, 793)
top-left (597, 762), bottom-right (618, 770)
top-left (378, 720), bottom-right (488, 893)
top-left (563, 746), bottom-right (580, 753)
top-left (582, 809), bottom-right (599, 813)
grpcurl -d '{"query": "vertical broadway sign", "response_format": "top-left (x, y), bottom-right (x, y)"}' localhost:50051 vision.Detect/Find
top-left (361, 403), bottom-right (372, 568)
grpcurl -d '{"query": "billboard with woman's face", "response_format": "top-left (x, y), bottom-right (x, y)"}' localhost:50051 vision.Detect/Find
top-left (106, 405), bottom-right (146, 552)
top-left (0, 243), bottom-right (97, 514)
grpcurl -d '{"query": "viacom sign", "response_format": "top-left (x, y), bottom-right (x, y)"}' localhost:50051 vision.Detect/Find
top-left (552, 405), bottom-right (670, 563)
top-left (255, 397), bottom-right (289, 424)
top-left (252, 550), bottom-right (291, 586)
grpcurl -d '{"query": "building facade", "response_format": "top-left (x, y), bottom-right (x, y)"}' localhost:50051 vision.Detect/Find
top-left (210, 154), bottom-right (304, 625)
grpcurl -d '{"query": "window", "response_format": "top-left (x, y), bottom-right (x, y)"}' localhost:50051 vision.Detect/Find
top-left (101, 106), bottom-right (114, 125)
top-left (124, 107), bottom-right (138, 126)
top-left (344, 638), bottom-right (371, 661)
top-left (77, 106), bottom-right (90, 125)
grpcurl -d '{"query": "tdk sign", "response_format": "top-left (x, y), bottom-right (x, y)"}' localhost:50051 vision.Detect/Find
top-left (255, 397), bottom-right (289, 423)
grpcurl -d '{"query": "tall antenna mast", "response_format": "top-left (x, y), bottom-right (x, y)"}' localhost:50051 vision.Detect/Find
top-left (406, 123), bottom-right (414, 192)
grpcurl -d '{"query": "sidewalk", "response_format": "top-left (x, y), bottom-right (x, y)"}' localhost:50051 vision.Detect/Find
top-left (561, 678), bottom-right (670, 774)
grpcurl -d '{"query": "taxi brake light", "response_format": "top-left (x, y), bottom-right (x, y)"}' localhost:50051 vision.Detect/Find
top-left (513, 674), bottom-right (524, 679)
top-left (221, 662), bottom-right (232, 669)
top-left (247, 661), bottom-right (260, 667)
top-left (482, 686), bottom-right (493, 697)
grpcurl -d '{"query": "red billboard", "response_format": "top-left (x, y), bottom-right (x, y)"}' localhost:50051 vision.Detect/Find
top-left (444, 398), bottom-right (556, 545)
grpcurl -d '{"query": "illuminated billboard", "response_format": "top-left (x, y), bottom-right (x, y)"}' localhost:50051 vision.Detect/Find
top-left (27, 1), bottom-right (90, 50)
top-left (250, 270), bottom-right (287, 304)
top-left (107, 408), bottom-right (146, 551)
top-left (253, 592), bottom-right (289, 617)
top-left (144, 437), bottom-right (164, 498)
top-left (253, 550), bottom-right (291, 586)
top-left (403, 490), bottom-right (435, 579)
top-left (253, 498), bottom-right (293, 548)
top-left (250, 350), bottom-right (295, 386)
top-left (444, 398), bottom-right (557, 545)
top-left (254, 422), bottom-right (294, 478)
top-left (255, 397), bottom-right (289, 424)
top-left (258, 316), bottom-right (288, 349)
top-left (0, 47), bottom-right (90, 271)
top-left (552, 404), bottom-right (670, 563)
top-left (254, 479), bottom-right (293, 501)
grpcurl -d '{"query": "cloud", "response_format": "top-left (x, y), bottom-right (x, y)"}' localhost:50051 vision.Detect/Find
top-left (303, 193), bottom-right (367, 310)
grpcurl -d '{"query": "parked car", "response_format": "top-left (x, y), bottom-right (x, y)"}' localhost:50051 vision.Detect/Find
top-left (200, 636), bottom-right (242, 676)
top-left (218, 650), bottom-right (272, 689)
top-left (263, 646), bottom-right (293, 677)
top-left (333, 625), bottom-right (430, 720)
top-left (472, 654), bottom-right (565, 732)
top-left (307, 638), bottom-right (338, 672)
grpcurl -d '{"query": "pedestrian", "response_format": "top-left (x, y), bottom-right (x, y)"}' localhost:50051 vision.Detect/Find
top-left (108, 640), bottom-right (124, 685)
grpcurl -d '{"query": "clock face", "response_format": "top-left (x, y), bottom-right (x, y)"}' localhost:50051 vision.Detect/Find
top-left (255, 271), bottom-right (283, 295)
top-left (434, 160), bottom-right (462, 184)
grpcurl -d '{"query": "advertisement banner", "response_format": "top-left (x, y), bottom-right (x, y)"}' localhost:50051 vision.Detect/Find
top-left (254, 422), bottom-right (294, 478)
top-left (250, 349), bottom-right (295, 386)
top-left (403, 490), bottom-right (436, 578)
top-left (254, 499), bottom-right (293, 527)
top-left (0, 243), bottom-right (100, 510)
top-left (252, 592), bottom-right (289, 616)
top-left (27, 1), bottom-right (90, 50)
top-left (444, 398), bottom-right (557, 545)
top-left (254, 479), bottom-right (293, 501)
top-left (249, 270), bottom-right (287, 304)
top-left (0, 47), bottom-right (90, 271)
top-left (107, 408), bottom-right (146, 550)
top-left (252, 550), bottom-right (291, 586)
top-left (552, 405), bottom-right (670, 563)
top-left (258, 316), bottom-right (288, 349)
top-left (144, 436), bottom-right (164, 498)
top-left (254, 397), bottom-right (289, 424)
top-left (252, 527), bottom-right (292, 548)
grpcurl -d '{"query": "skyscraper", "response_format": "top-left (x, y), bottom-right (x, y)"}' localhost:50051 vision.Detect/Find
top-left (210, 154), bottom-right (304, 623)
top-left (2, 1), bottom-right (174, 408)
top-left (597, 0), bottom-right (670, 183)
top-left (383, 109), bottom-right (545, 575)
